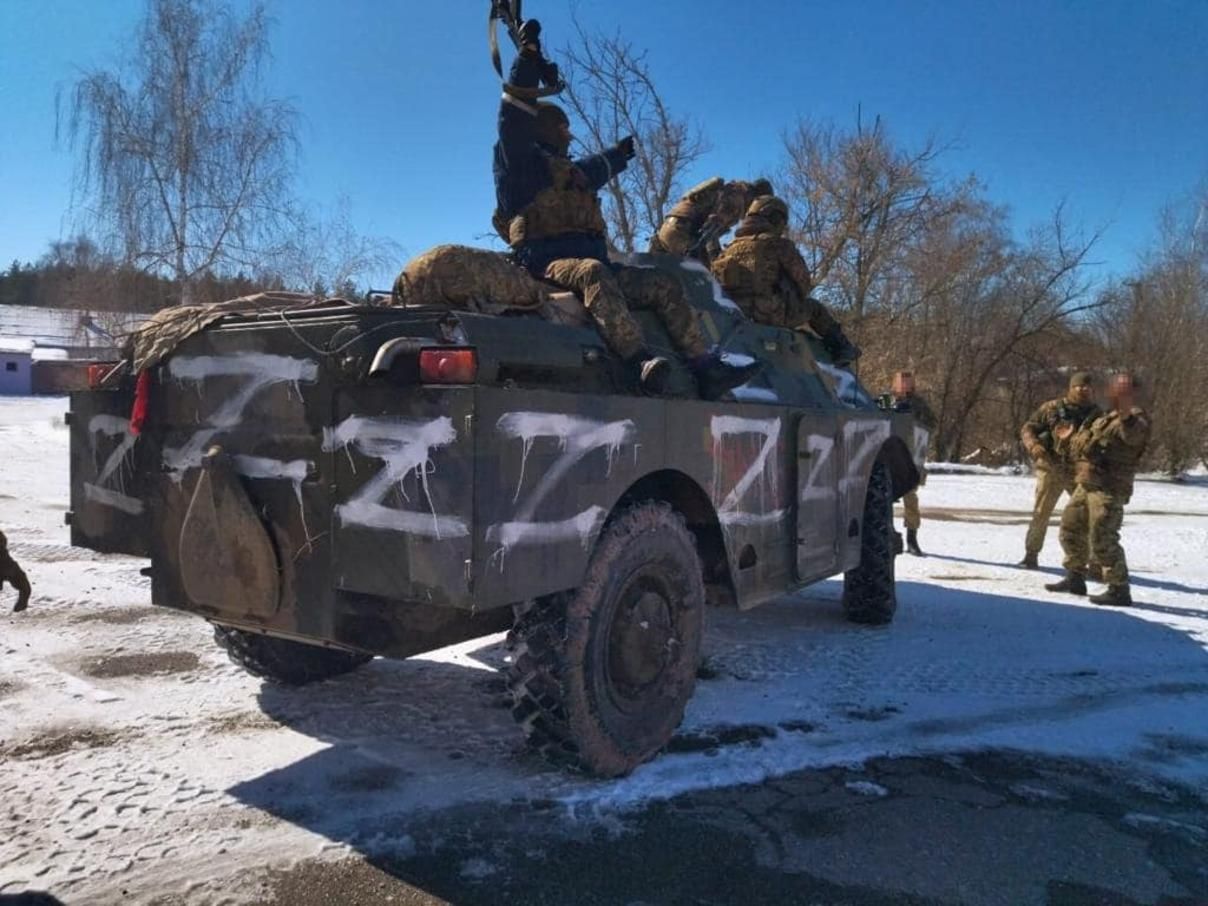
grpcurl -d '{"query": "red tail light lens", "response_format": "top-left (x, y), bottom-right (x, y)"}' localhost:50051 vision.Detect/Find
top-left (419, 348), bottom-right (478, 384)
top-left (87, 362), bottom-right (122, 390)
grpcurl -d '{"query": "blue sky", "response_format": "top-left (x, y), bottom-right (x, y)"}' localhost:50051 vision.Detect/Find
top-left (1, 0), bottom-right (1205, 287)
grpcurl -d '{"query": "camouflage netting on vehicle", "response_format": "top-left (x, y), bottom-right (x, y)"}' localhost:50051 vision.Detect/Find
top-left (124, 292), bottom-right (335, 372)
top-left (394, 244), bottom-right (550, 312)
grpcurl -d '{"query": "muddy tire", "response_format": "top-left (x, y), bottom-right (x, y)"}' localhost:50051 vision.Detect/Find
top-left (842, 461), bottom-right (898, 625)
top-left (506, 502), bottom-right (705, 777)
top-left (213, 625), bottom-right (371, 685)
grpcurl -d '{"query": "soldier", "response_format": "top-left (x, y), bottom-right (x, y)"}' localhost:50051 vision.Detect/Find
top-left (649, 176), bottom-right (774, 265)
top-left (1018, 372), bottom-right (1102, 569)
top-left (711, 196), bottom-right (860, 366)
top-left (0, 530), bottom-right (31, 613)
top-left (884, 371), bottom-right (936, 556)
top-left (497, 102), bottom-right (757, 398)
top-left (1045, 372), bottom-right (1151, 606)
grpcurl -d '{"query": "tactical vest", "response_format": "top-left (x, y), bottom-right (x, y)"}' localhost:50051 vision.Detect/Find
top-left (509, 156), bottom-right (607, 245)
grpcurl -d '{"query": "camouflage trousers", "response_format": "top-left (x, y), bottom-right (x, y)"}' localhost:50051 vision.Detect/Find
top-left (543, 259), bottom-right (709, 361)
top-left (1025, 466), bottom-right (1074, 556)
top-left (902, 490), bottom-right (921, 531)
top-left (1059, 485), bottom-right (1129, 585)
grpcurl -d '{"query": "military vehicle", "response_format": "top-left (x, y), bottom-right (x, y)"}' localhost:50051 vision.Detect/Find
top-left (66, 252), bottom-right (925, 777)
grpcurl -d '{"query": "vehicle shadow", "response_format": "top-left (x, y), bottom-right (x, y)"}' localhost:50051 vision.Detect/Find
top-left (227, 579), bottom-right (1208, 903)
top-left (925, 551), bottom-right (1208, 597)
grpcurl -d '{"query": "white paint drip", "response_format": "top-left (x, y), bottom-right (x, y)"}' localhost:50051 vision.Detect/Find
top-left (486, 506), bottom-right (607, 571)
top-left (497, 412), bottom-right (636, 501)
top-left (84, 414), bottom-right (143, 515)
top-left (162, 353), bottom-right (319, 480)
top-left (488, 412), bottom-right (637, 567)
top-left (323, 415), bottom-right (466, 540)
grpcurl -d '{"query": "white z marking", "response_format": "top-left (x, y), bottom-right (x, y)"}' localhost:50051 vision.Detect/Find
top-left (84, 414), bottom-right (143, 515)
top-left (487, 413), bottom-right (637, 568)
top-left (162, 352), bottom-right (319, 479)
top-left (324, 416), bottom-right (467, 540)
top-left (711, 415), bottom-right (785, 527)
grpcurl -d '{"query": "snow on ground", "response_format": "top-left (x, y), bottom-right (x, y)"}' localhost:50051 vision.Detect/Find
top-left (2, 396), bottom-right (1207, 902)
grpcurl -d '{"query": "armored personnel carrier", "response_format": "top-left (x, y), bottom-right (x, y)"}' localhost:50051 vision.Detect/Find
top-left (67, 253), bottom-right (925, 776)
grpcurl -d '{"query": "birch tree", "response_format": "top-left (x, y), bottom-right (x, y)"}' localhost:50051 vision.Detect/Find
top-left (60, 0), bottom-right (296, 304)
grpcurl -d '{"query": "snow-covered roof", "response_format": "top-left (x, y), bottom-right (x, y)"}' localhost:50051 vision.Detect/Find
top-left (31, 346), bottom-right (70, 362)
top-left (0, 304), bottom-right (147, 349)
top-left (0, 336), bottom-right (36, 354)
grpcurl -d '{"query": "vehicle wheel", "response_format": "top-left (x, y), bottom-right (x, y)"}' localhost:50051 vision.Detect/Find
top-left (842, 460), bottom-right (898, 625)
top-left (212, 625), bottom-right (372, 685)
top-left (506, 502), bottom-right (705, 777)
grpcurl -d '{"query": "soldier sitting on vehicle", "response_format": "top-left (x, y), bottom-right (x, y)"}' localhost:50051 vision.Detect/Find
top-left (0, 530), bottom-right (31, 613)
top-left (649, 176), bottom-right (774, 266)
top-left (494, 102), bottom-right (757, 398)
top-left (711, 196), bottom-right (860, 367)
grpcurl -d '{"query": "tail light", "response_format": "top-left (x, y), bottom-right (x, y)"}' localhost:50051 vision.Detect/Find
top-left (87, 362), bottom-right (123, 390)
top-left (419, 348), bottom-right (478, 384)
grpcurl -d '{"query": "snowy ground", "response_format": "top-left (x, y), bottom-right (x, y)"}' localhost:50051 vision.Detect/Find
top-left (2, 396), bottom-right (1207, 904)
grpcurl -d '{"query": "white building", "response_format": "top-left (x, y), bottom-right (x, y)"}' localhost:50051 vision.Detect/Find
top-left (0, 337), bottom-right (35, 395)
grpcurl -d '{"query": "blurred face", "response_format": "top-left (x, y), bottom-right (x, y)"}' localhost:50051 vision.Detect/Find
top-left (1069, 382), bottom-right (1094, 405)
top-left (893, 373), bottom-right (914, 397)
top-left (1109, 374), bottom-right (1135, 411)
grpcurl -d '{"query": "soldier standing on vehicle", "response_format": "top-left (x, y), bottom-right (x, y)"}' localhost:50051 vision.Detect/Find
top-left (1018, 372), bottom-right (1102, 569)
top-left (711, 196), bottom-right (860, 367)
top-left (882, 372), bottom-right (936, 556)
top-left (496, 102), bottom-right (757, 398)
top-left (1045, 372), bottom-right (1151, 606)
top-left (649, 177), bottom-right (774, 265)
top-left (0, 530), bottom-right (31, 613)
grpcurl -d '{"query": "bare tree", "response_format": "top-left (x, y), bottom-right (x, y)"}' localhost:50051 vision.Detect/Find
top-left (560, 25), bottom-right (709, 251)
top-left (264, 200), bottom-right (402, 299)
top-left (60, 0), bottom-right (297, 304)
top-left (1094, 194), bottom-right (1208, 473)
top-left (780, 116), bottom-right (969, 323)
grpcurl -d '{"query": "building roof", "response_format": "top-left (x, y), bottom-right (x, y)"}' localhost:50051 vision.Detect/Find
top-left (0, 304), bottom-right (147, 351)
top-left (0, 337), bottom-right (36, 354)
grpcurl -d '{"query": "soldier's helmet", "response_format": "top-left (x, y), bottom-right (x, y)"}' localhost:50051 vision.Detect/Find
top-left (746, 195), bottom-right (790, 232)
top-left (751, 178), bottom-right (774, 198)
top-left (535, 103), bottom-right (571, 152)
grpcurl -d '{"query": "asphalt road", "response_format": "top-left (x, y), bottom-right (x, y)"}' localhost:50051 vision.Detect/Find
top-left (236, 751), bottom-right (1208, 906)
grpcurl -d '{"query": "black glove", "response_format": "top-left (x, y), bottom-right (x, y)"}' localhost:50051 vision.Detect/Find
top-left (617, 135), bottom-right (636, 160)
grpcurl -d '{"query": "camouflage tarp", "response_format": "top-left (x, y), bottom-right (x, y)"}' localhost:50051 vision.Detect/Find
top-left (124, 292), bottom-right (332, 372)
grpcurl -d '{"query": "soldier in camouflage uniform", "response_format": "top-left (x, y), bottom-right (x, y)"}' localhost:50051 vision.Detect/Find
top-left (1018, 372), bottom-right (1101, 569)
top-left (1045, 372), bottom-right (1151, 606)
top-left (885, 371), bottom-right (936, 556)
top-left (711, 196), bottom-right (860, 366)
top-left (0, 530), bottom-right (31, 613)
top-left (649, 177), bottom-right (773, 265)
top-left (495, 102), bottom-right (756, 398)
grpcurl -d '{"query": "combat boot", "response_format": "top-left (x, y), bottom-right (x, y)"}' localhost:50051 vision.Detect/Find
top-left (1085, 564), bottom-right (1105, 583)
top-left (1090, 584), bottom-right (1132, 607)
top-left (1018, 553), bottom-right (1039, 569)
top-left (906, 529), bottom-right (923, 556)
top-left (626, 353), bottom-right (671, 396)
top-left (822, 326), bottom-right (861, 368)
top-left (1044, 571), bottom-right (1086, 596)
top-left (691, 349), bottom-right (760, 400)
